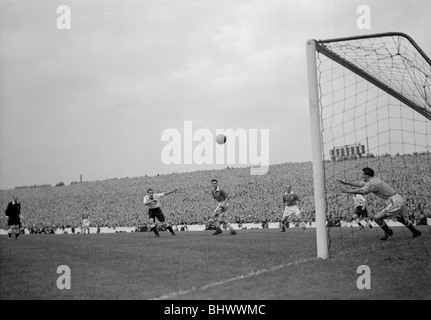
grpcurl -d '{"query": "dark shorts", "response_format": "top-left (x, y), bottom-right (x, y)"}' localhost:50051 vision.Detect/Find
top-left (354, 206), bottom-right (368, 218)
top-left (7, 217), bottom-right (21, 226)
top-left (148, 207), bottom-right (165, 223)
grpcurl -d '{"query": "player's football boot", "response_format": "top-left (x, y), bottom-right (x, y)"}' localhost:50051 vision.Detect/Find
top-left (212, 228), bottom-right (222, 235)
top-left (411, 230), bottom-right (422, 238)
top-left (379, 229), bottom-right (393, 240)
top-left (358, 225), bottom-right (364, 230)
top-left (229, 230), bottom-right (237, 235)
top-left (369, 224), bottom-right (373, 229)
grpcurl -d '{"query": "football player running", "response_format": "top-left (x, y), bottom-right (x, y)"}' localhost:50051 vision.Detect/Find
top-left (210, 179), bottom-right (237, 236)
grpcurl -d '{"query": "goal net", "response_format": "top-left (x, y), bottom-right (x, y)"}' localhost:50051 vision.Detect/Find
top-left (306, 33), bottom-right (431, 260)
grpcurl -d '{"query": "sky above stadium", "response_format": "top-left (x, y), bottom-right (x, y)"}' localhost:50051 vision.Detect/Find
top-left (1, 0), bottom-right (430, 189)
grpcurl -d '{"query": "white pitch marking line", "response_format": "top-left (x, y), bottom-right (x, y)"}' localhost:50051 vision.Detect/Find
top-left (150, 257), bottom-right (316, 300)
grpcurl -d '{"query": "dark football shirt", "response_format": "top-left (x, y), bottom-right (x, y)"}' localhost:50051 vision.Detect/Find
top-left (212, 188), bottom-right (228, 203)
top-left (283, 193), bottom-right (299, 207)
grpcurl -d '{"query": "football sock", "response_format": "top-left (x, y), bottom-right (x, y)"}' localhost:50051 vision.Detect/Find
top-left (407, 224), bottom-right (418, 233)
top-left (381, 223), bottom-right (391, 234)
top-left (167, 226), bottom-right (174, 234)
top-left (151, 226), bottom-right (159, 236)
top-left (396, 216), bottom-right (418, 233)
top-left (404, 222), bottom-right (418, 233)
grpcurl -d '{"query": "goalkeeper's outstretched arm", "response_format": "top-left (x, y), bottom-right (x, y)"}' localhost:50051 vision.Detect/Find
top-left (339, 187), bottom-right (368, 195)
top-left (337, 179), bottom-right (365, 188)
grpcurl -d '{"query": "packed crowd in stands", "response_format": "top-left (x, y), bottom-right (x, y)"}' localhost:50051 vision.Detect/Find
top-left (1, 153), bottom-right (430, 232)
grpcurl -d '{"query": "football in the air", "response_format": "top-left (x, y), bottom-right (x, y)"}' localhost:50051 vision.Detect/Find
top-left (215, 134), bottom-right (227, 144)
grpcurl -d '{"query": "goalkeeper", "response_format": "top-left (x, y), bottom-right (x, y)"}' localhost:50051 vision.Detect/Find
top-left (338, 167), bottom-right (421, 240)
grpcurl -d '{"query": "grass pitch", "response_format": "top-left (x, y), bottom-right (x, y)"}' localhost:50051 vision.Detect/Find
top-left (1, 227), bottom-right (430, 300)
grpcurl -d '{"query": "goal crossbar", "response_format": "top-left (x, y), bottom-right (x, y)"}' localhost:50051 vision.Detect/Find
top-left (315, 32), bottom-right (431, 121)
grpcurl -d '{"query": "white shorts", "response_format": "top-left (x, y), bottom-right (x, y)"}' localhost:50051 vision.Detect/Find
top-left (213, 202), bottom-right (229, 217)
top-left (383, 194), bottom-right (406, 217)
top-left (282, 206), bottom-right (301, 219)
top-left (82, 219), bottom-right (90, 227)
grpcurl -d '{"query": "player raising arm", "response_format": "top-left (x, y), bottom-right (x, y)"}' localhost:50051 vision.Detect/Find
top-left (143, 188), bottom-right (177, 237)
top-left (338, 167), bottom-right (421, 240)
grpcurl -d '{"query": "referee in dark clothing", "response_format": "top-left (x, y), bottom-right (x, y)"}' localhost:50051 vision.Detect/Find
top-left (5, 195), bottom-right (21, 240)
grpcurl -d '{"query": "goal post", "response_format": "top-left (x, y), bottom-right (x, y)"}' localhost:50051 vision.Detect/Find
top-left (306, 39), bottom-right (328, 259)
top-left (306, 32), bottom-right (431, 259)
